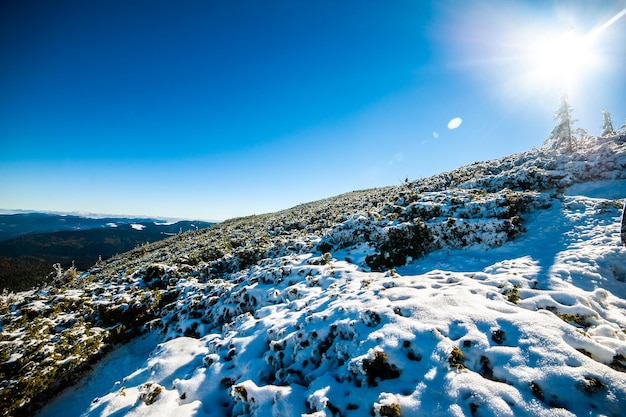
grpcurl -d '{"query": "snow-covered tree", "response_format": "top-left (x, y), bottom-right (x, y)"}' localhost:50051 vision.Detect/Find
top-left (543, 95), bottom-right (575, 153)
top-left (601, 109), bottom-right (614, 136)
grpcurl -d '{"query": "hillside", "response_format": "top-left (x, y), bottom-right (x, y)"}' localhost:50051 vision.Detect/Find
top-left (1, 133), bottom-right (626, 417)
top-left (0, 217), bottom-right (213, 291)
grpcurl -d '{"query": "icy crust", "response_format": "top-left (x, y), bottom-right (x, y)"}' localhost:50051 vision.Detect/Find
top-left (1, 136), bottom-right (626, 416)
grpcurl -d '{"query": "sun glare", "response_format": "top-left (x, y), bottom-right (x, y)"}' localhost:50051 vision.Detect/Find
top-left (525, 28), bottom-right (595, 92)
top-left (521, 7), bottom-right (626, 96)
top-left (446, 3), bottom-right (626, 105)
top-left (533, 31), bottom-right (588, 78)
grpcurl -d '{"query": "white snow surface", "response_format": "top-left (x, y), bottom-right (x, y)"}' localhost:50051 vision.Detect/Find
top-left (30, 138), bottom-right (626, 417)
top-left (38, 181), bottom-right (626, 417)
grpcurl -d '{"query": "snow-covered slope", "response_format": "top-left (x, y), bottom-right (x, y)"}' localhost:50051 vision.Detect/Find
top-left (2, 134), bottom-right (626, 417)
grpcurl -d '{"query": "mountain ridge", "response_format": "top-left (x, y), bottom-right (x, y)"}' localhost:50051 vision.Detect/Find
top-left (0, 215), bottom-right (214, 291)
top-left (0, 212), bottom-right (214, 242)
top-left (2, 132), bottom-right (626, 417)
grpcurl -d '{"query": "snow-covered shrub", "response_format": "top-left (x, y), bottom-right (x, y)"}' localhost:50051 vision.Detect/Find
top-left (138, 382), bottom-right (163, 405)
top-left (49, 262), bottom-right (78, 286)
top-left (373, 393), bottom-right (402, 417)
top-left (365, 220), bottom-right (434, 271)
top-left (349, 349), bottom-right (401, 387)
top-left (322, 213), bottom-right (384, 249)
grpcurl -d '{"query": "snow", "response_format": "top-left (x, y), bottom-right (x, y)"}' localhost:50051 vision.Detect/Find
top-left (36, 332), bottom-right (161, 417)
top-left (566, 179), bottom-right (626, 200)
top-left (37, 184), bottom-right (626, 417)
top-left (131, 223), bottom-right (146, 231)
top-left (24, 138), bottom-right (626, 417)
top-left (154, 221), bottom-right (177, 226)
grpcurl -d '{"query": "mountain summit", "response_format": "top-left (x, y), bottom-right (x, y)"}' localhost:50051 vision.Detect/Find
top-left (2, 132), bottom-right (626, 417)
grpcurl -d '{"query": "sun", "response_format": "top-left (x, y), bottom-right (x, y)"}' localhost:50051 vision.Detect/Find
top-left (524, 28), bottom-right (595, 92)
top-left (531, 30), bottom-right (589, 79)
top-left (440, 4), bottom-right (625, 106)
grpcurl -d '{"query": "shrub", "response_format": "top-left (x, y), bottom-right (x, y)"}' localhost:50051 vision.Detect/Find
top-left (577, 376), bottom-right (605, 395)
top-left (610, 354), bottom-right (626, 371)
top-left (449, 346), bottom-right (466, 370)
top-left (503, 284), bottom-right (521, 304)
top-left (366, 221), bottom-right (434, 271)
top-left (491, 329), bottom-right (506, 344)
top-left (139, 383), bottom-right (163, 405)
top-left (530, 381), bottom-right (544, 402)
top-left (362, 350), bottom-right (401, 386)
top-left (378, 403), bottom-right (401, 417)
top-left (49, 262), bottom-right (78, 286)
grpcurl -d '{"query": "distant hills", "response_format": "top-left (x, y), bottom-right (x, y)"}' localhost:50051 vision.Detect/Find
top-left (0, 212), bottom-right (213, 291)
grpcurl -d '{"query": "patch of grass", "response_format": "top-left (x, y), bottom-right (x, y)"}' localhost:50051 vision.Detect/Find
top-left (556, 312), bottom-right (592, 328)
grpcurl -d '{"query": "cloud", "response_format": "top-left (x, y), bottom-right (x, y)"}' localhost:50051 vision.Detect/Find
top-left (447, 117), bottom-right (462, 129)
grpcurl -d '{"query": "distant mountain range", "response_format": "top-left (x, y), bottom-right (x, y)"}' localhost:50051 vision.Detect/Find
top-left (0, 212), bottom-right (214, 291)
top-left (0, 211), bottom-right (213, 241)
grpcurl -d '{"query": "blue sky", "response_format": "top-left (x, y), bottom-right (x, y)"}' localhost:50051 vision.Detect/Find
top-left (1, 0), bottom-right (625, 220)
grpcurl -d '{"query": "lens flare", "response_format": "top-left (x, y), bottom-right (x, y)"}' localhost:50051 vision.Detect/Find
top-left (438, 3), bottom-right (626, 107)
top-left (447, 117), bottom-right (462, 130)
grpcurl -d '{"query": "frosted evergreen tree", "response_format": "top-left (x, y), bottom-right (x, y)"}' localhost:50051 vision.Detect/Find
top-left (601, 109), bottom-right (614, 136)
top-left (543, 95), bottom-right (575, 153)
